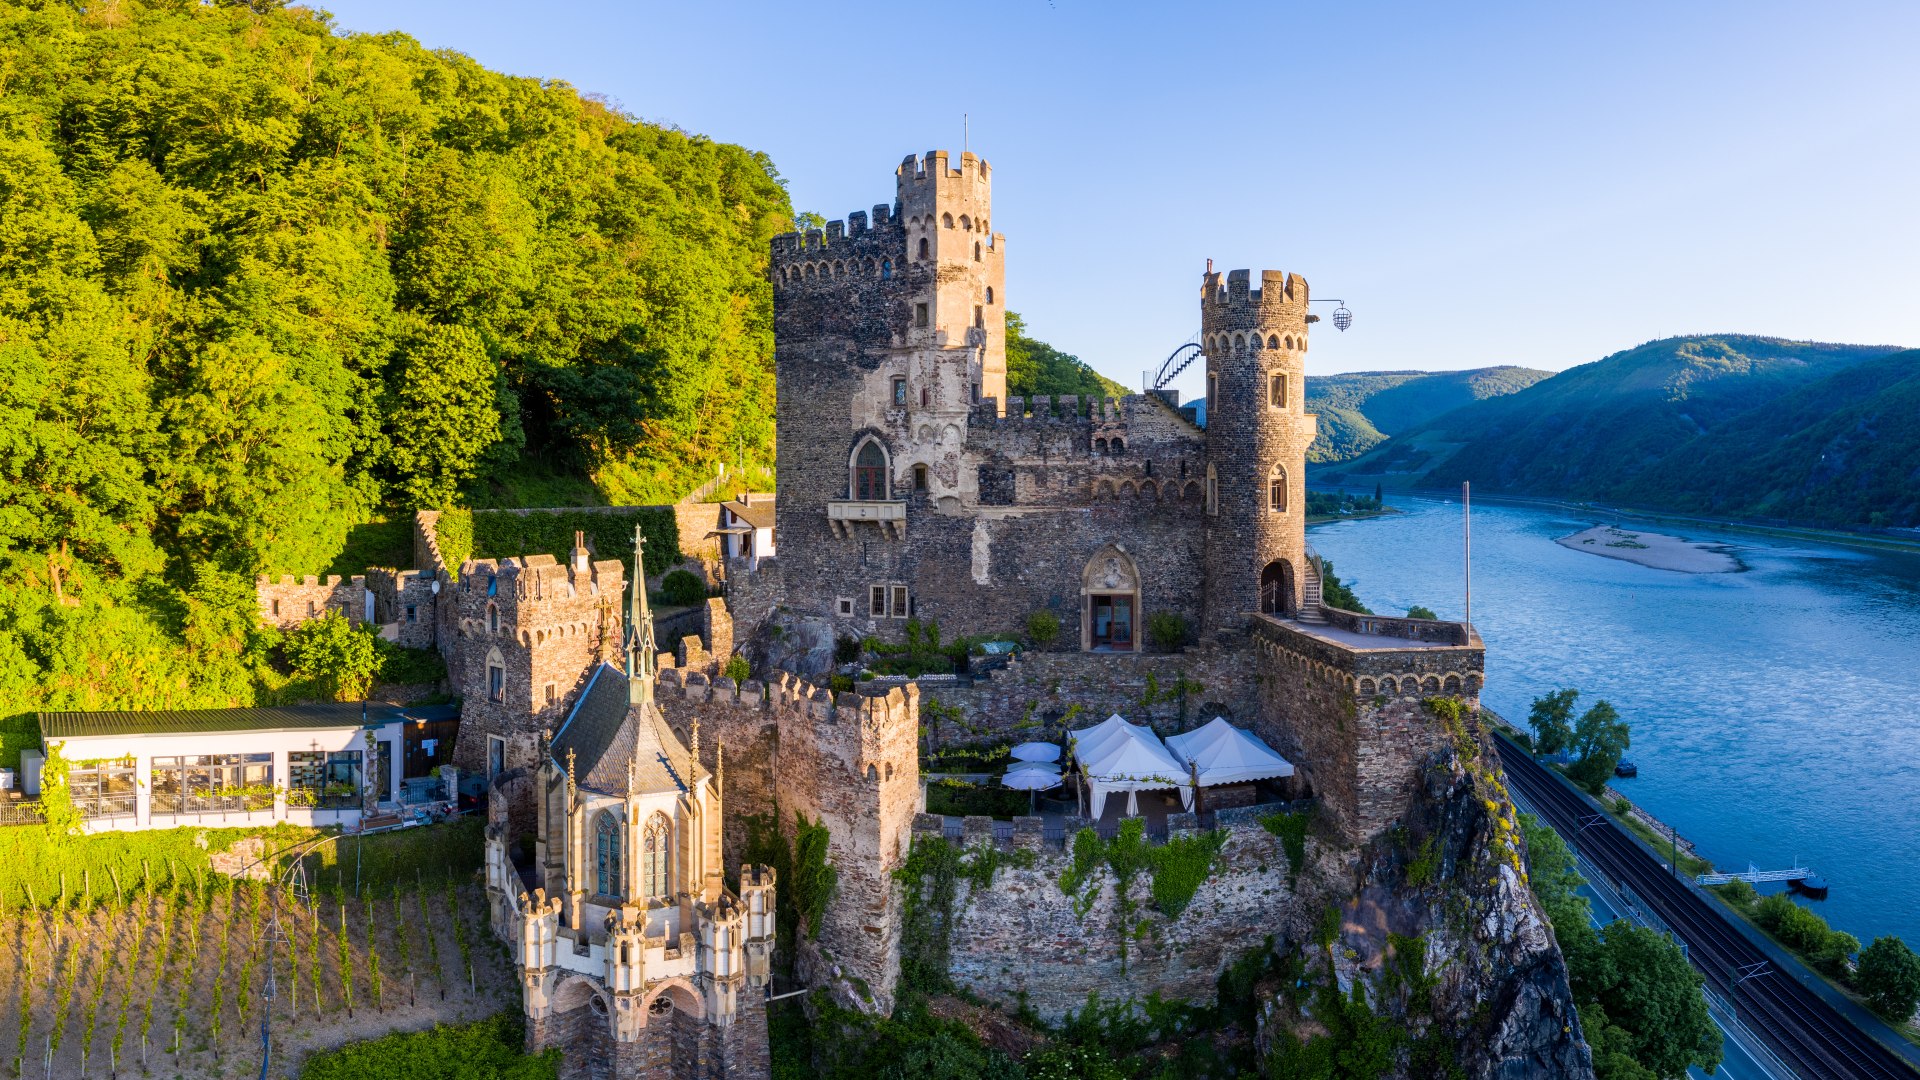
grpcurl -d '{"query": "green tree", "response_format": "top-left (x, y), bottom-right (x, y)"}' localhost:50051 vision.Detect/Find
top-left (1005, 311), bottom-right (1126, 400)
top-left (1580, 1002), bottom-right (1659, 1080)
top-left (383, 322), bottom-right (510, 508)
top-left (284, 611), bottom-right (381, 701)
top-left (1406, 605), bottom-right (1438, 620)
top-left (1566, 699), bottom-right (1630, 795)
top-left (1573, 922), bottom-right (1721, 1078)
top-left (1527, 688), bottom-right (1580, 756)
top-left (1856, 936), bottom-right (1920, 1021)
top-left (1317, 559), bottom-right (1371, 614)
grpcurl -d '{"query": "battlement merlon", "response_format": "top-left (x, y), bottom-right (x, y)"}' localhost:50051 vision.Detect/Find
top-left (1203, 268), bottom-right (1310, 319)
top-left (771, 207), bottom-right (903, 256)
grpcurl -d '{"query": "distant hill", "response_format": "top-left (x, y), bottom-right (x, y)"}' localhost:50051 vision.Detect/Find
top-left (1317, 335), bottom-right (1918, 528)
top-left (1305, 367), bottom-right (1552, 462)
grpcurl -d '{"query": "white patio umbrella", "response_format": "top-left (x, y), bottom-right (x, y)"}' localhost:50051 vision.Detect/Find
top-left (1010, 741), bottom-right (1062, 763)
top-left (1001, 762), bottom-right (1064, 811)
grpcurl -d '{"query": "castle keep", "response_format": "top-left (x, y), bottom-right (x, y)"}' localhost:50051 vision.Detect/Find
top-left (765, 152), bottom-right (1323, 650)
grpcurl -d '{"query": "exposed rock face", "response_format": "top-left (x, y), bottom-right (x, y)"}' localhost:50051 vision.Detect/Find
top-left (1261, 734), bottom-right (1596, 1079)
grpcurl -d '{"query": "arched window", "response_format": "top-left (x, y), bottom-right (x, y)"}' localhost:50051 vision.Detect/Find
top-left (985, 286), bottom-right (994, 304)
top-left (1111, 437), bottom-right (1126, 455)
top-left (487, 603), bottom-right (500, 634)
top-left (642, 812), bottom-right (671, 899)
top-left (942, 212), bottom-right (954, 229)
top-left (1268, 334), bottom-right (1280, 349)
top-left (1269, 465), bottom-right (1289, 512)
top-left (1284, 335), bottom-right (1293, 350)
top-left (595, 811), bottom-right (622, 897)
top-left (974, 241), bottom-right (981, 261)
top-left (881, 259), bottom-right (893, 279)
top-left (959, 214), bottom-right (971, 230)
top-left (853, 439), bottom-right (889, 500)
top-left (1094, 437), bottom-right (1108, 455)
top-left (1206, 463), bottom-right (1219, 516)
top-left (917, 238), bottom-right (929, 260)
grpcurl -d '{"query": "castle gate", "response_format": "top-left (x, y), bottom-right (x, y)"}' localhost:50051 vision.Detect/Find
top-left (1260, 559), bottom-right (1295, 617)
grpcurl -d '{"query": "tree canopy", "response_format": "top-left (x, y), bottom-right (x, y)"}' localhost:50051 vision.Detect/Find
top-left (0, 0), bottom-right (792, 723)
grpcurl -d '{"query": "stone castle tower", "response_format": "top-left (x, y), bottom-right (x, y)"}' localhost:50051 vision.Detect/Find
top-left (1200, 267), bottom-right (1318, 635)
top-left (895, 150), bottom-right (1007, 412)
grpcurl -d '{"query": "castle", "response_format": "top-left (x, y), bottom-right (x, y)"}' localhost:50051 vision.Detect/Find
top-left (248, 149), bottom-right (1552, 1078)
top-left (763, 150), bottom-right (1321, 647)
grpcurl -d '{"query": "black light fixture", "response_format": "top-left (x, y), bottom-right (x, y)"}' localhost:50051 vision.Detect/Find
top-left (1311, 298), bottom-right (1354, 332)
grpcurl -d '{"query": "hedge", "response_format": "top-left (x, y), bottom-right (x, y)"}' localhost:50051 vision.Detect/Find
top-left (438, 508), bottom-right (679, 582)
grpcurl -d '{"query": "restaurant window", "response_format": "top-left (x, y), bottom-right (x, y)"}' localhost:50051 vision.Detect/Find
top-left (67, 759), bottom-right (138, 819)
top-left (152, 754), bottom-right (275, 814)
top-left (288, 750), bottom-right (362, 809)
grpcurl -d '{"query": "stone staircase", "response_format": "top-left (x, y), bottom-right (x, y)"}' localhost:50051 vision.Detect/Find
top-left (1298, 550), bottom-right (1328, 624)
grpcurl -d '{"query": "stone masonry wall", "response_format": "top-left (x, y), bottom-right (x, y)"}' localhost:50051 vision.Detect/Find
top-left (655, 670), bottom-right (779, 878)
top-left (365, 567), bottom-right (438, 649)
top-left (915, 641), bottom-right (1262, 745)
top-left (771, 676), bottom-right (920, 1014)
top-left (1248, 615), bottom-right (1484, 842)
top-left (920, 806), bottom-right (1338, 1021)
top-left (255, 574), bottom-right (365, 631)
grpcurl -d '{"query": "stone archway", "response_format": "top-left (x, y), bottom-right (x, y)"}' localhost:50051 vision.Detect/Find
top-left (1261, 559), bottom-right (1296, 616)
top-left (1082, 545), bottom-right (1140, 652)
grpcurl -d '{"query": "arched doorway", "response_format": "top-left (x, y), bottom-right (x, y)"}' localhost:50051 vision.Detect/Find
top-left (1082, 545), bottom-right (1140, 652)
top-left (1260, 559), bottom-right (1295, 616)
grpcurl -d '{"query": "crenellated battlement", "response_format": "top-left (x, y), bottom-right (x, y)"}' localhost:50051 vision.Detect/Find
top-left (770, 206), bottom-right (902, 257)
top-left (895, 149), bottom-right (991, 189)
top-left (1203, 267), bottom-right (1308, 311)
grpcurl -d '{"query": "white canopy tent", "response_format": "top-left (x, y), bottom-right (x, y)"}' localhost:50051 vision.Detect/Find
top-left (1166, 717), bottom-right (1295, 788)
top-left (1066, 713), bottom-right (1133, 764)
top-left (1077, 724), bottom-right (1193, 819)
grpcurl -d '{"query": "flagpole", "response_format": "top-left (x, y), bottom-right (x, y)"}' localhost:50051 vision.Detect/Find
top-left (1463, 481), bottom-right (1472, 636)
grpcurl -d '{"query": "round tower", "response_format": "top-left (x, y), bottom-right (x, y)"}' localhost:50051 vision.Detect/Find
top-left (1200, 267), bottom-right (1315, 635)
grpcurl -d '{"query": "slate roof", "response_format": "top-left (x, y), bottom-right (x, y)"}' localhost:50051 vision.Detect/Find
top-left (724, 499), bottom-right (775, 530)
top-left (40, 703), bottom-right (407, 741)
top-left (550, 663), bottom-right (704, 796)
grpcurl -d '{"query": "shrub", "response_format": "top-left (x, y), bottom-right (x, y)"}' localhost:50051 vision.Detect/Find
top-left (1857, 936), bottom-right (1920, 1021)
top-left (834, 635), bottom-right (861, 665)
top-left (1711, 878), bottom-right (1758, 910)
top-left (285, 611), bottom-right (382, 701)
top-left (722, 655), bottom-right (751, 683)
top-left (1406, 605), bottom-right (1438, 620)
top-left (300, 1014), bottom-right (558, 1079)
top-left (1025, 610), bottom-right (1061, 649)
top-left (1146, 611), bottom-right (1189, 652)
top-left (660, 569), bottom-right (707, 607)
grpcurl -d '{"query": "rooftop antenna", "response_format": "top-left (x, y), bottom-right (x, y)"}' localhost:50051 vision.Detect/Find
top-left (963, 113), bottom-right (969, 156)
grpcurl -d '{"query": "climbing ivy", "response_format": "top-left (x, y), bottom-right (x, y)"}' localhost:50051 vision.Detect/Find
top-left (894, 835), bottom-right (1035, 996)
top-left (791, 812), bottom-right (838, 941)
top-left (1258, 808), bottom-right (1312, 883)
top-left (1057, 820), bottom-right (1228, 972)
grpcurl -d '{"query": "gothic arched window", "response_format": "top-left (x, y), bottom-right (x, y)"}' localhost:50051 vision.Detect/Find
top-left (881, 259), bottom-right (893, 279)
top-left (594, 811), bottom-right (622, 897)
top-left (642, 812), bottom-right (672, 899)
top-left (852, 439), bottom-right (889, 501)
top-left (1269, 465), bottom-right (1289, 512)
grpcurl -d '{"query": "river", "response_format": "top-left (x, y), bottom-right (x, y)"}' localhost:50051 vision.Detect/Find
top-left (1307, 493), bottom-right (1920, 947)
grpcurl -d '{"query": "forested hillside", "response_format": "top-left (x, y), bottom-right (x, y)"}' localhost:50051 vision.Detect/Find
top-left (1306, 366), bottom-right (1549, 462)
top-left (1317, 336), bottom-right (1918, 528)
top-left (1006, 310), bottom-right (1129, 400)
top-left (0, 0), bottom-right (791, 719)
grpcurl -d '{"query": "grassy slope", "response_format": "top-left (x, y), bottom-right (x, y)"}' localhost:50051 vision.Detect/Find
top-left (1306, 367), bottom-right (1550, 463)
top-left (1319, 337), bottom-right (1908, 523)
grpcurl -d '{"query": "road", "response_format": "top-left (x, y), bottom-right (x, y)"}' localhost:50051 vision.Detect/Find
top-left (1496, 732), bottom-right (1920, 1080)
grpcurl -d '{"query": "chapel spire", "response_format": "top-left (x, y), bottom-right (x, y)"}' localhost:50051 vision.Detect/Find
top-left (625, 524), bottom-right (657, 707)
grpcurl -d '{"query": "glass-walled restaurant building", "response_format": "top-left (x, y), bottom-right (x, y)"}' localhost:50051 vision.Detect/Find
top-left (34, 703), bottom-right (453, 832)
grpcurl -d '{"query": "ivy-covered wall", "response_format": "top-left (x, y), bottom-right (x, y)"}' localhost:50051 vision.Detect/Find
top-left (909, 807), bottom-right (1335, 1021)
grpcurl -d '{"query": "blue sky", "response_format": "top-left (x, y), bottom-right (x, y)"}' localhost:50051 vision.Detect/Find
top-left (317, 1), bottom-right (1920, 398)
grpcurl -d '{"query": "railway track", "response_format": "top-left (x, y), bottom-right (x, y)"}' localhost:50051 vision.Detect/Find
top-left (1494, 732), bottom-right (1918, 1080)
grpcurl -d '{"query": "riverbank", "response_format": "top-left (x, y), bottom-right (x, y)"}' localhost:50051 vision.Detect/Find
top-left (1556, 525), bottom-right (1741, 574)
top-left (1307, 480), bottom-right (1920, 557)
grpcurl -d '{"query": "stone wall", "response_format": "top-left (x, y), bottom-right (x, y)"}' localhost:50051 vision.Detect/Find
top-left (914, 641), bottom-right (1262, 744)
top-left (917, 806), bottom-right (1334, 1021)
top-left (770, 676), bottom-right (920, 1013)
top-left (655, 671), bottom-right (779, 877)
top-left (1248, 614), bottom-right (1484, 841)
top-left (365, 567), bottom-right (438, 649)
top-left (447, 554), bottom-right (624, 775)
top-left (254, 574), bottom-right (365, 631)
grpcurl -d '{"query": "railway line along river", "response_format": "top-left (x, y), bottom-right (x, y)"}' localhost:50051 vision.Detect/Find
top-left (1308, 493), bottom-right (1920, 947)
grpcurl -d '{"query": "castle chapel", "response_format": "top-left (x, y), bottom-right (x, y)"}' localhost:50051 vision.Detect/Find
top-left (767, 150), bottom-right (1322, 646)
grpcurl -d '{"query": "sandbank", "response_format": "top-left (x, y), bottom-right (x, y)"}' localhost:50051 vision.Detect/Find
top-left (1556, 525), bottom-right (1740, 573)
